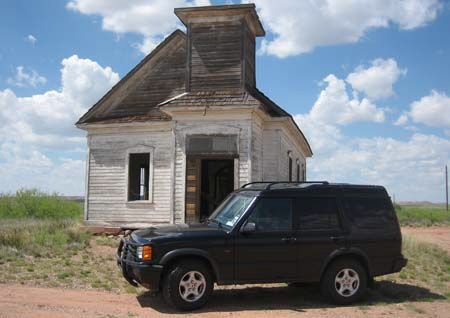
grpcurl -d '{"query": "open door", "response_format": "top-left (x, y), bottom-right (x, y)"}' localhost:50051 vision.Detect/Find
top-left (185, 157), bottom-right (234, 223)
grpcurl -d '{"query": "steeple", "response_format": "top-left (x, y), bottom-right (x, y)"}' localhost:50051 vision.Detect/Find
top-left (175, 4), bottom-right (265, 91)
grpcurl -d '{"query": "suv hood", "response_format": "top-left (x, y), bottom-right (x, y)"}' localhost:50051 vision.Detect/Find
top-left (131, 223), bottom-right (226, 243)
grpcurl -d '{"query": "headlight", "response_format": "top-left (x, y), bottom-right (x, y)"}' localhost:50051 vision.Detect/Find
top-left (137, 245), bottom-right (152, 261)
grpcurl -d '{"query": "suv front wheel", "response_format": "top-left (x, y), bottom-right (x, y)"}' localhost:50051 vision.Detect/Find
top-left (162, 259), bottom-right (214, 311)
top-left (321, 258), bottom-right (367, 305)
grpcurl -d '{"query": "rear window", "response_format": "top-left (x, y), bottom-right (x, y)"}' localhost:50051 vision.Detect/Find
top-left (345, 196), bottom-right (396, 229)
top-left (295, 197), bottom-right (340, 231)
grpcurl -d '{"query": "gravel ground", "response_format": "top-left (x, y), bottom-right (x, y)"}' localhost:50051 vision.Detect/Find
top-left (0, 226), bottom-right (449, 318)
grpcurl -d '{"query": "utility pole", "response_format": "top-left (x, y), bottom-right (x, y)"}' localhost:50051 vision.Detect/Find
top-left (446, 165), bottom-right (448, 211)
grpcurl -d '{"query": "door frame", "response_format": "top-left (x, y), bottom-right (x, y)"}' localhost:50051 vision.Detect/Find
top-left (185, 154), bottom-right (238, 223)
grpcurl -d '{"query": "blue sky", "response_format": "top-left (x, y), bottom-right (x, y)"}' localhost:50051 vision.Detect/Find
top-left (0, 0), bottom-right (449, 202)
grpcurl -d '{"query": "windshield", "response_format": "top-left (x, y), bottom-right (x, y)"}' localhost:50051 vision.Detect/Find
top-left (209, 192), bottom-right (256, 229)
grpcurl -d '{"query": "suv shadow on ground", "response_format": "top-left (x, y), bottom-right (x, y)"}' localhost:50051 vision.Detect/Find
top-left (136, 280), bottom-right (446, 313)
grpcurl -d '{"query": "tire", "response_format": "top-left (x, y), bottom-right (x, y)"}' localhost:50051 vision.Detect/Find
top-left (320, 258), bottom-right (367, 305)
top-left (162, 259), bottom-right (214, 311)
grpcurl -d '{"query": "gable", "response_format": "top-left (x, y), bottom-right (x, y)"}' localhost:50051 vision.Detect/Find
top-left (76, 30), bottom-right (187, 125)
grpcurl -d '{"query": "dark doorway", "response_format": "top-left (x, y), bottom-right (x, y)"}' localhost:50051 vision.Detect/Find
top-left (200, 159), bottom-right (234, 221)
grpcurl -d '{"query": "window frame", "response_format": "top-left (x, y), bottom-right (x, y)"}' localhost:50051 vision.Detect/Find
top-left (125, 145), bottom-right (154, 204)
top-left (245, 196), bottom-right (294, 233)
top-left (288, 151), bottom-right (293, 182)
top-left (293, 195), bottom-right (344, 233)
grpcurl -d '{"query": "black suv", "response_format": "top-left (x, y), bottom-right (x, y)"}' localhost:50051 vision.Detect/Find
top-left (117, 181), bottom-right (407, 310)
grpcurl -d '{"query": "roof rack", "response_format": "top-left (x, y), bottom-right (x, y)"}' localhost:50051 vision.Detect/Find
top-left (242, 181), bottom-right (329, 190)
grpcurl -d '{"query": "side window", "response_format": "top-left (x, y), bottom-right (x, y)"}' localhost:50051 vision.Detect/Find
top-left (346, 196), bottom-right (395, 229)
top-left (288, 156), bottom-right (293, 182)
top-left (128, 153), bottom-right (150, 201)
top-left (247, 198), bottom-right (292, 232)
top-left (296, 197), bottom-right (340, 231)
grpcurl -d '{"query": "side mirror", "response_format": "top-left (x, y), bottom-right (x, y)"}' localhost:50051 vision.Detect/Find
top-left (241, 222), bottom-right (256, 234)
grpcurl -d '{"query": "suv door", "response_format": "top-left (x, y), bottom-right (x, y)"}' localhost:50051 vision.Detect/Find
top-left (294, 195), bottom-right (347, 282)
top-left (234, 197), bottom-right (298, 282)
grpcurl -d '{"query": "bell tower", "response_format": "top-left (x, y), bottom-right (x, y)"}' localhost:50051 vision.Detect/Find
top-left (175, 4), bottom-right (265, 91)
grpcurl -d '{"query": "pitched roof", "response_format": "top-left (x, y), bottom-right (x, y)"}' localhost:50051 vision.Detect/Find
top-left (159, 87), bottom-right (313, 156)
top-left (76, 30), bottom-right (186, 125)
top-left (158, 87), bottom-right (289, 117)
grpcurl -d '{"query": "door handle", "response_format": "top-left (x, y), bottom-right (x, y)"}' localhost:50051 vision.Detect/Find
top-left (330, 236), bottom-right (346, 243)
top-left (281, 237), bottom-right (297, 242)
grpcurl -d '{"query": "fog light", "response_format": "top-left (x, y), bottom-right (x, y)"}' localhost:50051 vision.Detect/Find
top-left (137, 245), bottom-right (152, 261)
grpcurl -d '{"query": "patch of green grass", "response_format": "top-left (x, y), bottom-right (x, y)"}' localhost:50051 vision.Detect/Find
top-left (0, 219), bottom-right (91, 258)
top-left (396, 205), bottom-right (450, 226)
top-left (377, 236), bottom-right (450, 300)
top-left (96, 236), bottom-right (120, 248)
top-left (0, 189), bottom-right (82, 220)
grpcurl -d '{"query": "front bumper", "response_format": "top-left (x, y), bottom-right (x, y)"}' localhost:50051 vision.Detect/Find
top-left (392, 255), bottom-right (408, 273)
top-left (116, 239), bottom-right (163, 291)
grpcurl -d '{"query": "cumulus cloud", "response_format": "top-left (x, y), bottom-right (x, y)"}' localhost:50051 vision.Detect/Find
top-left (250, 0), bottom-right (442, 58)
top-left (306, 74), bottom-right (385, 125)
top-left (346, 58), bottom-right (406, 100)
top-left (408, 90), bottom-right (450, 127)
top-left (394, 113), bottom-right (409, 126)
top-left (25, 34), bottom-right (37, 45)
top-left (294, 60), bottom-right (449, 202)
top-left (7, 66), bottom-right (47, 88)
top-left (295, 114), bottom-right (450, 202)
top-left (67, 0), bottom-right (211, 54)
top-left (0, 55), bottom-right (119, 195)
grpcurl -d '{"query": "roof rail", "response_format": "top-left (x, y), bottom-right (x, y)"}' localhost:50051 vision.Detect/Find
top-left (242, 181), bottom-right (329, 190)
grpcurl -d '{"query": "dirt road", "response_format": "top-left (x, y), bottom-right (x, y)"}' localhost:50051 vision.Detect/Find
top-left (402, 226), bottom-right (450, 253)
top-left (1, 226), bottom-right (449, 318)
top-left (1, 283), bottom-right (449, 318)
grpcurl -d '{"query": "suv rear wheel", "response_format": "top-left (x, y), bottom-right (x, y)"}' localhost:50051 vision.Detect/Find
top-left (321, 258), bottom-right (367, 305)
top-left (162, 259), bottom-right (214, 311)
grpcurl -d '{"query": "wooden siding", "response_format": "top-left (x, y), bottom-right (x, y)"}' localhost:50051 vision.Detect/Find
top-left (173, 119), bottom-right (251, 223)
top-left (243, 22), bottom-right (256, 88)
top-left (85, 116), bottom-right (307, 225)
top-left (262, 129), bottom-right (281, 181)
top-left (87, 131), bottom-right (173, 223)
top-left (189, 21), bottom-right (243, 90)
top-left (188, 19), bottom-right (257, 91)
top-left (251, 114), bottom-right (263, 181)
top-left (261, 128), bottom-right (307, 182)
top-left (77, 30), bottom-right (186, 124)
top-left (108, 44), bottom-right (186, 117)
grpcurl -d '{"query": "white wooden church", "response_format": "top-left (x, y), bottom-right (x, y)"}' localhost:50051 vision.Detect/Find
top-left (76, 4), bottom-right (312, 226)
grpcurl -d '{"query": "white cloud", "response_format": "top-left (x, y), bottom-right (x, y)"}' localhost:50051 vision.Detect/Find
top-left (7, 66), bottom-right (47, 88)
top-left (307, 74), bottom-right (385, 125)
top-left (394, 113), bottom-right (409, 126)
top-left (346, 58), bottom-right (406, 100)
top-left (67, 0), bottom-right (211, 54)
top-left (250, 0), bottom-right (442, 58)
top-left (25, 34), bottom-right (37, 45)
top-left (0, 55), bottom-right (119, 195)
top-left (294, 63), bottom-right (449, 202)
top-left (295, 114), bottom-right (450, 202)
top-left (408, 90), bottom-right (450, 127)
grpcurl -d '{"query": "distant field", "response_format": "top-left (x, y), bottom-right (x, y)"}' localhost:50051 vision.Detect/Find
top-left (396, 205), bottom-right (450, 227)
top-left (0, 189), bottom-right (83, 220)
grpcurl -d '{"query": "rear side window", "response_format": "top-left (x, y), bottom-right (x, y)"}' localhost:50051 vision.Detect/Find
top-left (247, 198), bottom-right (292, 232)
top-left (295, 197), bottom-right (340, 231)
top-left (346, 196), bottom-right (395, 229)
